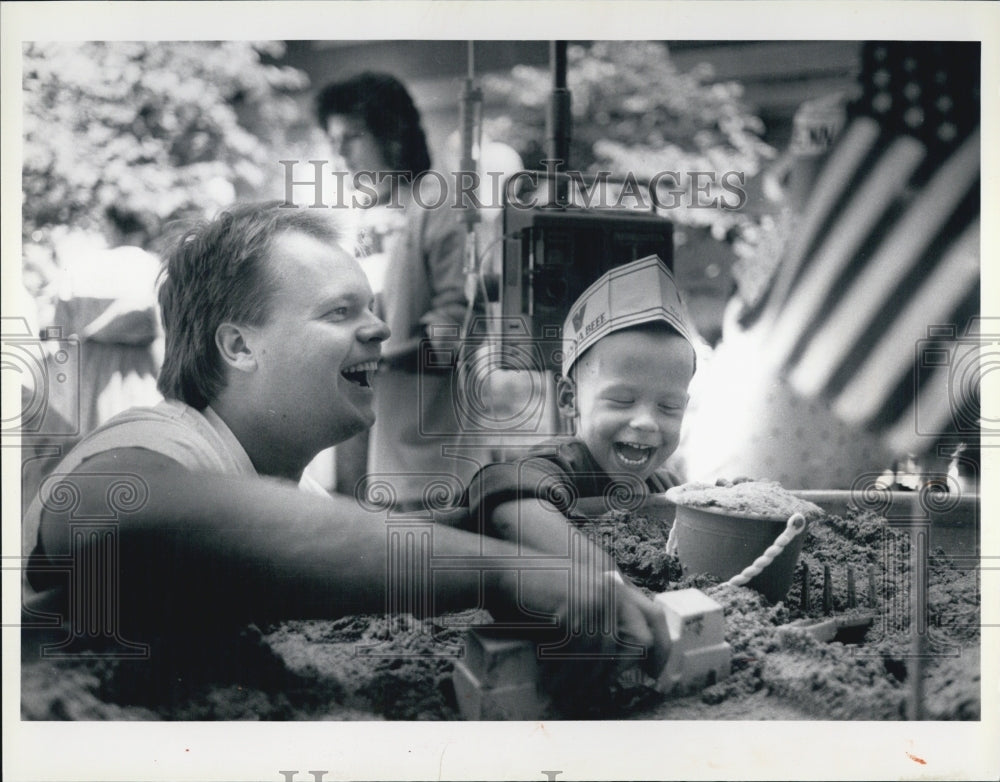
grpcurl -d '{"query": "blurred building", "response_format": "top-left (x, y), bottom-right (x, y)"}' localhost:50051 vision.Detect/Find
top-left (277, 40), bottom-right (861, 159)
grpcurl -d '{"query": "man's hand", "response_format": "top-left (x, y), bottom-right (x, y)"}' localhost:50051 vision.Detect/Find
top-left (486, 498), bottom-right (671, 672)
top-left (487, 546), bottom-right (670, 676)
top-left (614, 577), bottom-right (672, 677)
top-left (483, 546), bottom-right (672, 715)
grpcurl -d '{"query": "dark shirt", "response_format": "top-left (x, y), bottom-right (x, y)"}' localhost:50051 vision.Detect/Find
top-left (452, 436), bottom-right (677, 534)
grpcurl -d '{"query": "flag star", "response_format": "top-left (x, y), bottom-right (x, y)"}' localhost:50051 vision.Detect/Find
top-left (937, 123), bottom-right (957, 143)
top-left (904, 106), bottom-right (924, 128)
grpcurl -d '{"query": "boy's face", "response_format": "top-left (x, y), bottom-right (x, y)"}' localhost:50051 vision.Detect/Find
top-left (559, 329), bottom-right (694, 482)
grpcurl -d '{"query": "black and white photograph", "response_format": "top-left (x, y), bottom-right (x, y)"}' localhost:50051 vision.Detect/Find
top-left (3, 2), bottom-right (997, 781)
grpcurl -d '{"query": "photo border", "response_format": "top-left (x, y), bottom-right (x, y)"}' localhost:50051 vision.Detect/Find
top-left (3, 2), bottom-right (998, 780)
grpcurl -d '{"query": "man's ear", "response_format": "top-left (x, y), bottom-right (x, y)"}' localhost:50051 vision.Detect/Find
top-left (555, 373), bottom-right (578, 419)
top-left (215, 322), bottom-right (257, 373)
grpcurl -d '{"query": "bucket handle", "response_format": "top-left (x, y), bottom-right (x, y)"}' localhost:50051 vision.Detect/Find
top-left (665, 511), bottom-right (807, 587)
top-left (665, 518), bottom-right (680, 556)
top-left (727, 512), bottom-right (806, 587)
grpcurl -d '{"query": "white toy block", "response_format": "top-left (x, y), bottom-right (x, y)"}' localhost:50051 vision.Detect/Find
top-left (452, 659), bottom-right (550, 720)
top-left (654, 588), bottom-right (731, 694)
top-left (674, 643), bottom-right (731, 690)
top-left (655, 588), bottom-right (726, 643)
top-left (462, 629), bottom-right (539, 688)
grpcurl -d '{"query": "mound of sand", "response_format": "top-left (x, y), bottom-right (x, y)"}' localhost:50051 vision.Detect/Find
top-left (21, 507), bottom-right (979, 721)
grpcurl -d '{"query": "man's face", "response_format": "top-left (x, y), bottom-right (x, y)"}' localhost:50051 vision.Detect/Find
top-left (245, 230), bottom-right (389, 448)
top-left (326, 114), bottom-right (388, 177)
top-left (561, 329), bottom-right (694, 482)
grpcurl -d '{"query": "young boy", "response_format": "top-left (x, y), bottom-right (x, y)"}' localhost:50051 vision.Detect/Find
top-left (455, 255), bottom-right (697, 566)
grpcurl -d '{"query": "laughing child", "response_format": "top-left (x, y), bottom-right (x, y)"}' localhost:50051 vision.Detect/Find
top-left (451, 254), bottom-right (697, 574)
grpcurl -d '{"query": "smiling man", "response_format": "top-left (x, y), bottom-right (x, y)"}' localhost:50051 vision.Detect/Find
top-left (22, 203), bottom-right (671, 696)
top-left (198, 226), bottom-right (387, 483)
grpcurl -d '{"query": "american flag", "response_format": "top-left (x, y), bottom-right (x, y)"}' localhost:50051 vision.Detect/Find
top-left (744, 42), bottom-right (982, 460)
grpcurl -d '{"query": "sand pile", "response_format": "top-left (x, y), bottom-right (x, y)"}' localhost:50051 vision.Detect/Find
top-left (21, 506), bottom-right (979, 720)
top-left (665, 478), bottom-right (826, 520)
top-left (624, 507), bottom-right (981, 720)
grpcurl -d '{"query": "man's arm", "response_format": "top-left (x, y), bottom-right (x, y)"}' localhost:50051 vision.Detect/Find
top-left (37, 448), bottom-right (504, 620)
top-left (36, 447), bottom-right (668, 669)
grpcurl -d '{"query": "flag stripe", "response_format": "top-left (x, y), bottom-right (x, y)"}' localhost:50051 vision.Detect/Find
top-left (788, 129), bottom-right (980, 397)
top-left (765, 135), bottom-right (926, 371)
top-left (761, 117), bottom-right (882, 323)
top-left (884, 339), bottom-right (981, 456)
top-left (833, 217), bottom-right (980, 427)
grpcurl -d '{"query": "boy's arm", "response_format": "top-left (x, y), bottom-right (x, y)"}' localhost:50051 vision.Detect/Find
top-left (467, 458), bottom-right (623, 568)
top-left (491, 497), bottom-right (671, 675)
top-left (491, 497), bottom-right (613, 565)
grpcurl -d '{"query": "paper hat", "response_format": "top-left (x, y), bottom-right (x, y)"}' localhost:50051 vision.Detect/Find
top-left (561, 255), bottom-right (697, 376)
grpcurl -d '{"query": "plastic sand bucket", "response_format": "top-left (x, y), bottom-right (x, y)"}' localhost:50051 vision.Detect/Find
top-left (673, 505), bottom-right (807, 603)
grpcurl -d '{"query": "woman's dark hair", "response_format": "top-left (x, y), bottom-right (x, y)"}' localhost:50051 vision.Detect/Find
top-left (105, 204), bottom-right (159, 249)
top-left (315, 72), bottom-right (431, 176)
top-left (156, 202), bottom-right (344, 409)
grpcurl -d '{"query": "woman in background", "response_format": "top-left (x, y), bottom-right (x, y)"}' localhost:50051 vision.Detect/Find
top-left (316, 73), bottom-right (475, 511)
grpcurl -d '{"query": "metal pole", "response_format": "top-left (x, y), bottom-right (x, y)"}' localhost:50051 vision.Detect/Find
top-left (907, 524), bottom-right (929, 720)
top-left (546, 41), bottom-right (571, 206)
top-left (459, 41), bottom-right (482, 234)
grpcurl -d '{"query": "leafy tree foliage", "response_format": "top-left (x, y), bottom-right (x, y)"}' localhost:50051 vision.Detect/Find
top-left (483, 41), bottom-right (775, 231)
top-left (22, 41), bottom-right (311, 246)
